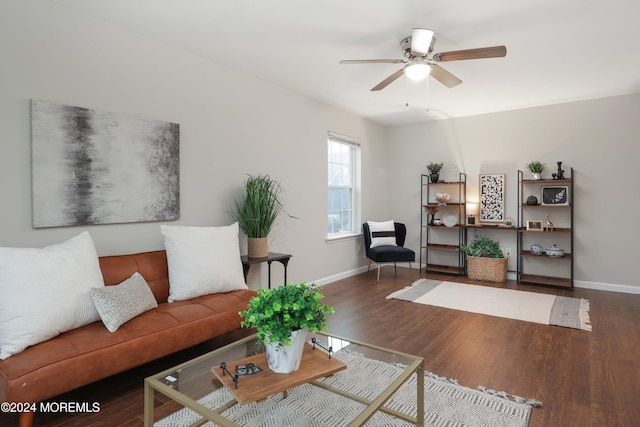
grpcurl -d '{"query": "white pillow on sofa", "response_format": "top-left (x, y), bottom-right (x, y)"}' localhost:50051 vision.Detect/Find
top-left (0, 231), bottom-right (104, 359)
top-left (91, 272), bottom-right (158, 332)
top-left (161, 223), bottom-right (248, 302)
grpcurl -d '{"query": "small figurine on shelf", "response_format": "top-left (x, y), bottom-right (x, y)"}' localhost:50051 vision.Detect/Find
top-left (552, 161), bottom-right (565, 180)
top-left (546, 214), bottom-right (554, 232)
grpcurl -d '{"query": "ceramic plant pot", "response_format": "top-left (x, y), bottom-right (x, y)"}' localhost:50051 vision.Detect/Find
top-left (265, 329), bottom-right (307, 373)
top-left (546, 244), bottom-right (565, 257)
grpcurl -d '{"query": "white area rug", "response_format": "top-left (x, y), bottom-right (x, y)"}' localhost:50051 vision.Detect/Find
top-left (387, 279), bottom-right (591, 331)
top-left (156, 350), bottom-right (534, 427)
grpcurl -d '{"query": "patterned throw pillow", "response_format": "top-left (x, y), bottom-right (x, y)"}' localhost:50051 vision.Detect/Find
top-left (368, 220), bottom-right (397, 248)
top-left (90, 272), bottom-right (158, 332)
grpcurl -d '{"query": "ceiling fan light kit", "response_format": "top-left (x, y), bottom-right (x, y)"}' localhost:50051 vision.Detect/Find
top-left (339, 28), bottom-right (507, 92)
top-left (404, 61), bottom-right (431, 81)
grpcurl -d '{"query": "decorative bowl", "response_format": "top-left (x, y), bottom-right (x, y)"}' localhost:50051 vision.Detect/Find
top-left (546, 244), bottom-right (565, 257)
top-left (530, 244), bottom-right (544, 256)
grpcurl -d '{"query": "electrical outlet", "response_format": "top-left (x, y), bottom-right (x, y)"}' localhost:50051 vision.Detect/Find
top-left (504, 247), bottom-right (512, 257)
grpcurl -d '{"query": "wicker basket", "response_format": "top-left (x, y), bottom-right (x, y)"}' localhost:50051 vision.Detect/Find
top-left (466, 255), bottom-right (508, 282)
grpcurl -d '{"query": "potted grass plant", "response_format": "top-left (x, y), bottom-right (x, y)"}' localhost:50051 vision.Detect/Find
top-left (239, 282), bottom-right (334, 373)
top-left (526, 161), bottom-right (545, 180)
top-left (462, 236), bottom-right (507, 282)
top-left (230, 174), bottom-right (284, 258)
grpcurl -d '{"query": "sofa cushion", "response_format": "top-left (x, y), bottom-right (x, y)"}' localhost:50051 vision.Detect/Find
top-left (367, 220), bottom-right (397, 248)
top-left (90, 272), bottom-right (158, 332)
top-left (161, 223), bottom-right (248, 302)
top-left (0, 231), bottom-right (104, 359)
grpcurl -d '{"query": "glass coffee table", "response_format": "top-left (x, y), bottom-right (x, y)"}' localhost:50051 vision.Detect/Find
top-left (144, 331), bottom-right (424, 426)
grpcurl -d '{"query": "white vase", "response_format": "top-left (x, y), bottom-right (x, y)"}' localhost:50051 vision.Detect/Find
top-left (531, 172), bottom-right (541, 180)
top-left (265, 329), bottom-right (307, 373)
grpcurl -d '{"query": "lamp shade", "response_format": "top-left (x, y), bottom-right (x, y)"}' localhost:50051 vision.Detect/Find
top-left (404, 62), bottom-right (431, 81)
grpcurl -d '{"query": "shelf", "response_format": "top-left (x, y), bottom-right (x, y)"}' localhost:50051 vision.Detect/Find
top-left (520, 251), bottom-right (572, 260)
top-left (424, 181), bottom-right (464, 185)
top-left (427, 225), bottom-right (461, 229)
top-left (519, 227), bottom-right (571, 233)
top-left (424, 264), bottom-right (461, 275)
top-left (427, 243), bottom-right (459, 252)
top-left (466, 224), bottom-right (517, 230)
top-left (522, 178), bottom-right (571, 184)
top-left (521, 204), bottom-right (571, 208)
top-left (424, 203), bottom-right (465, 207)
top-left (519, 274), bottom-right (572, 288)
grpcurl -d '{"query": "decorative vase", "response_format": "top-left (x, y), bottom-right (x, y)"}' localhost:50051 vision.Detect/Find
top-left (531, 172), bottom-right (541, 180)
top-left (247, 237), bottom-right (268, 258)
top-left (265, 329), bottom-right (307, 373)
top-left (429, 172), bottom-right (439, 183)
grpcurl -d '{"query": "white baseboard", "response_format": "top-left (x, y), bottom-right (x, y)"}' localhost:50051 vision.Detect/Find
top-left (318, 265), bottom-right (640, 295)
top-left (574, 279), bottom-right (640, 294)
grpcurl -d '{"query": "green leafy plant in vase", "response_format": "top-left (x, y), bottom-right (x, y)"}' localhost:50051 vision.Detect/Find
top-left (526, 161), bottom-right (545, 180)
top-left (230, 174), bottom-right (284, 258)
top-left (239, 282), bottom-right (334, 373)
top-left (427, 162), bottom-right (444, 183)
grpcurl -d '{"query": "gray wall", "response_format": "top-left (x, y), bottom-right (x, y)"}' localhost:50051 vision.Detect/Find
top-left (388, 93), bottom-right (640, 292)
top-left (0, 1), bottom-right (388, 288)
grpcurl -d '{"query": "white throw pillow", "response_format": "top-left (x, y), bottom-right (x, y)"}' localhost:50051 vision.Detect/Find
top-left (91, 272), bottom-right (158, 332)
top-left (368, 220), bottom-right (397, 248)
top-left (161, 223), bottom-right (248, 302)
top-left (0, 231), bottom-right (105, 359)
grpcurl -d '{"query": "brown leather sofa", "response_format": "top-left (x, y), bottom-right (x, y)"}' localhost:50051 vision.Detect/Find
top-left (0, 250), bottom-right (256, 427)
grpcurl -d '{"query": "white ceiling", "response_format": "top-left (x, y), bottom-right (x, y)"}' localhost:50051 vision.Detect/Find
top-left (53, 0), bottom-right (640, 126)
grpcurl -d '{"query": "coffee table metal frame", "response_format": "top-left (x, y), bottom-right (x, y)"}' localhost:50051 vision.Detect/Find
top-left (144, 331), bottom-right (424, 427)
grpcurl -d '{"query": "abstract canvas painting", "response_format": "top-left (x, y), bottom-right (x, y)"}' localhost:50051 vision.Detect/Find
top-left (31, 100), bottom-right (180, 228)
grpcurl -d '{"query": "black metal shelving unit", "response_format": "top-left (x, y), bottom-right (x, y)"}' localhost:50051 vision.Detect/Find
top-left (517, 168), bottom-right (574, 287)
top-left (420, 172), bottom-right (466, 276)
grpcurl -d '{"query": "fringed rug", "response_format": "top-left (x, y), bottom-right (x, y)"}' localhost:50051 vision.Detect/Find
top-left (155, 350), bottom-right (535, 427)
top-left (387, 279), bottom-right (591, 331)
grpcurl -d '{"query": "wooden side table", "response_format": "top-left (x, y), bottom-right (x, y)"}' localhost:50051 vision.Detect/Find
top-left (240, 252), bottom-right (292, 289)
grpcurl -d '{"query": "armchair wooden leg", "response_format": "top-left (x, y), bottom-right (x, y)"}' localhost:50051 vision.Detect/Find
top-left (19, 411), bottom-right (34, 427)
top-left (394, 263), bottom-right (397, 277)
top-left (377, 265), bottom-right (381, 282)
top-left (409, 263), bottom-right (414, 281)
top-left (367, 259), bottom-right (372, 275)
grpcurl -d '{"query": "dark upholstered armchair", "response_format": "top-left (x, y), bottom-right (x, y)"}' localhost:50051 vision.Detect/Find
top-left (362, 221), bottom-right (415, 282)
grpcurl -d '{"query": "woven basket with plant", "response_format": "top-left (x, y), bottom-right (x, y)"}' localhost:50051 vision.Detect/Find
top-left (462, 236), bottom-right (508, 282)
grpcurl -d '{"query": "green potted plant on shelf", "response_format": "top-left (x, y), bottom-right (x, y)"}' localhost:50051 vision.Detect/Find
top-left (526, 195), bottom-right (538, 206)
top-left (239, 282), bottom-right (334, 373)
top-left (526, 161), bottom-right (545, 180)
top-left (462, 236), bottom-right (507, 282)
top-left (230, 174), bottom-right (284, 258)
top-left (427, 162), bottom-right (444, 183)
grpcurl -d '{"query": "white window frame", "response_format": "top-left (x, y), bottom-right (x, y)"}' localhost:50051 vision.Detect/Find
top-left (327, 131), bottom-right (361, 240)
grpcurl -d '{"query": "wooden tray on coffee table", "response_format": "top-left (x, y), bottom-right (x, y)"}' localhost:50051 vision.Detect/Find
top-left (211, 343), bottom-right (346, 404)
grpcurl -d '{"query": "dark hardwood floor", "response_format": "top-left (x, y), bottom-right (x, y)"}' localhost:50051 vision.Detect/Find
top-left (2, 269), bottom-right (639, 426)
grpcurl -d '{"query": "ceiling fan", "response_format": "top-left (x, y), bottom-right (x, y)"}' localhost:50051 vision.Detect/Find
top-left (340, 29), bottom-right (507, 91)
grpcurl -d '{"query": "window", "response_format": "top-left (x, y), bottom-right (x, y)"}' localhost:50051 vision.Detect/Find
top-left (327, 131), bottom-right (360, 237)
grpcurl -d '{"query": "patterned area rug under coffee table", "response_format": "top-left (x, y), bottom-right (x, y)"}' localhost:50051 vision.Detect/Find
top-left (156, 350), bottom-right (535, 427)
top-left (387, 279), bottom-right (591, 331)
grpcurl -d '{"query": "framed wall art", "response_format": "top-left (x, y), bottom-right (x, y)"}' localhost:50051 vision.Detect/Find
top-left (479, 173), bottom-right (505, 223)
top-left (541, 186), bottom-right (569, 206)
top-left (31, 100), bottom-right (180, 228)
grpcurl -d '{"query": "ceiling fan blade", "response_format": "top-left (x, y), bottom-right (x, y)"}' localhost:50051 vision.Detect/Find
top-left (429, 64), bottom-right (462, 88)
top-left (411, 28), bottom-right (434, 55)
top-left (340, 59), bottom-right (405, 64)
top-left (371, 69), bottom-right (404, 91)
top-left (433, 45), bottom-right (507, 62)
